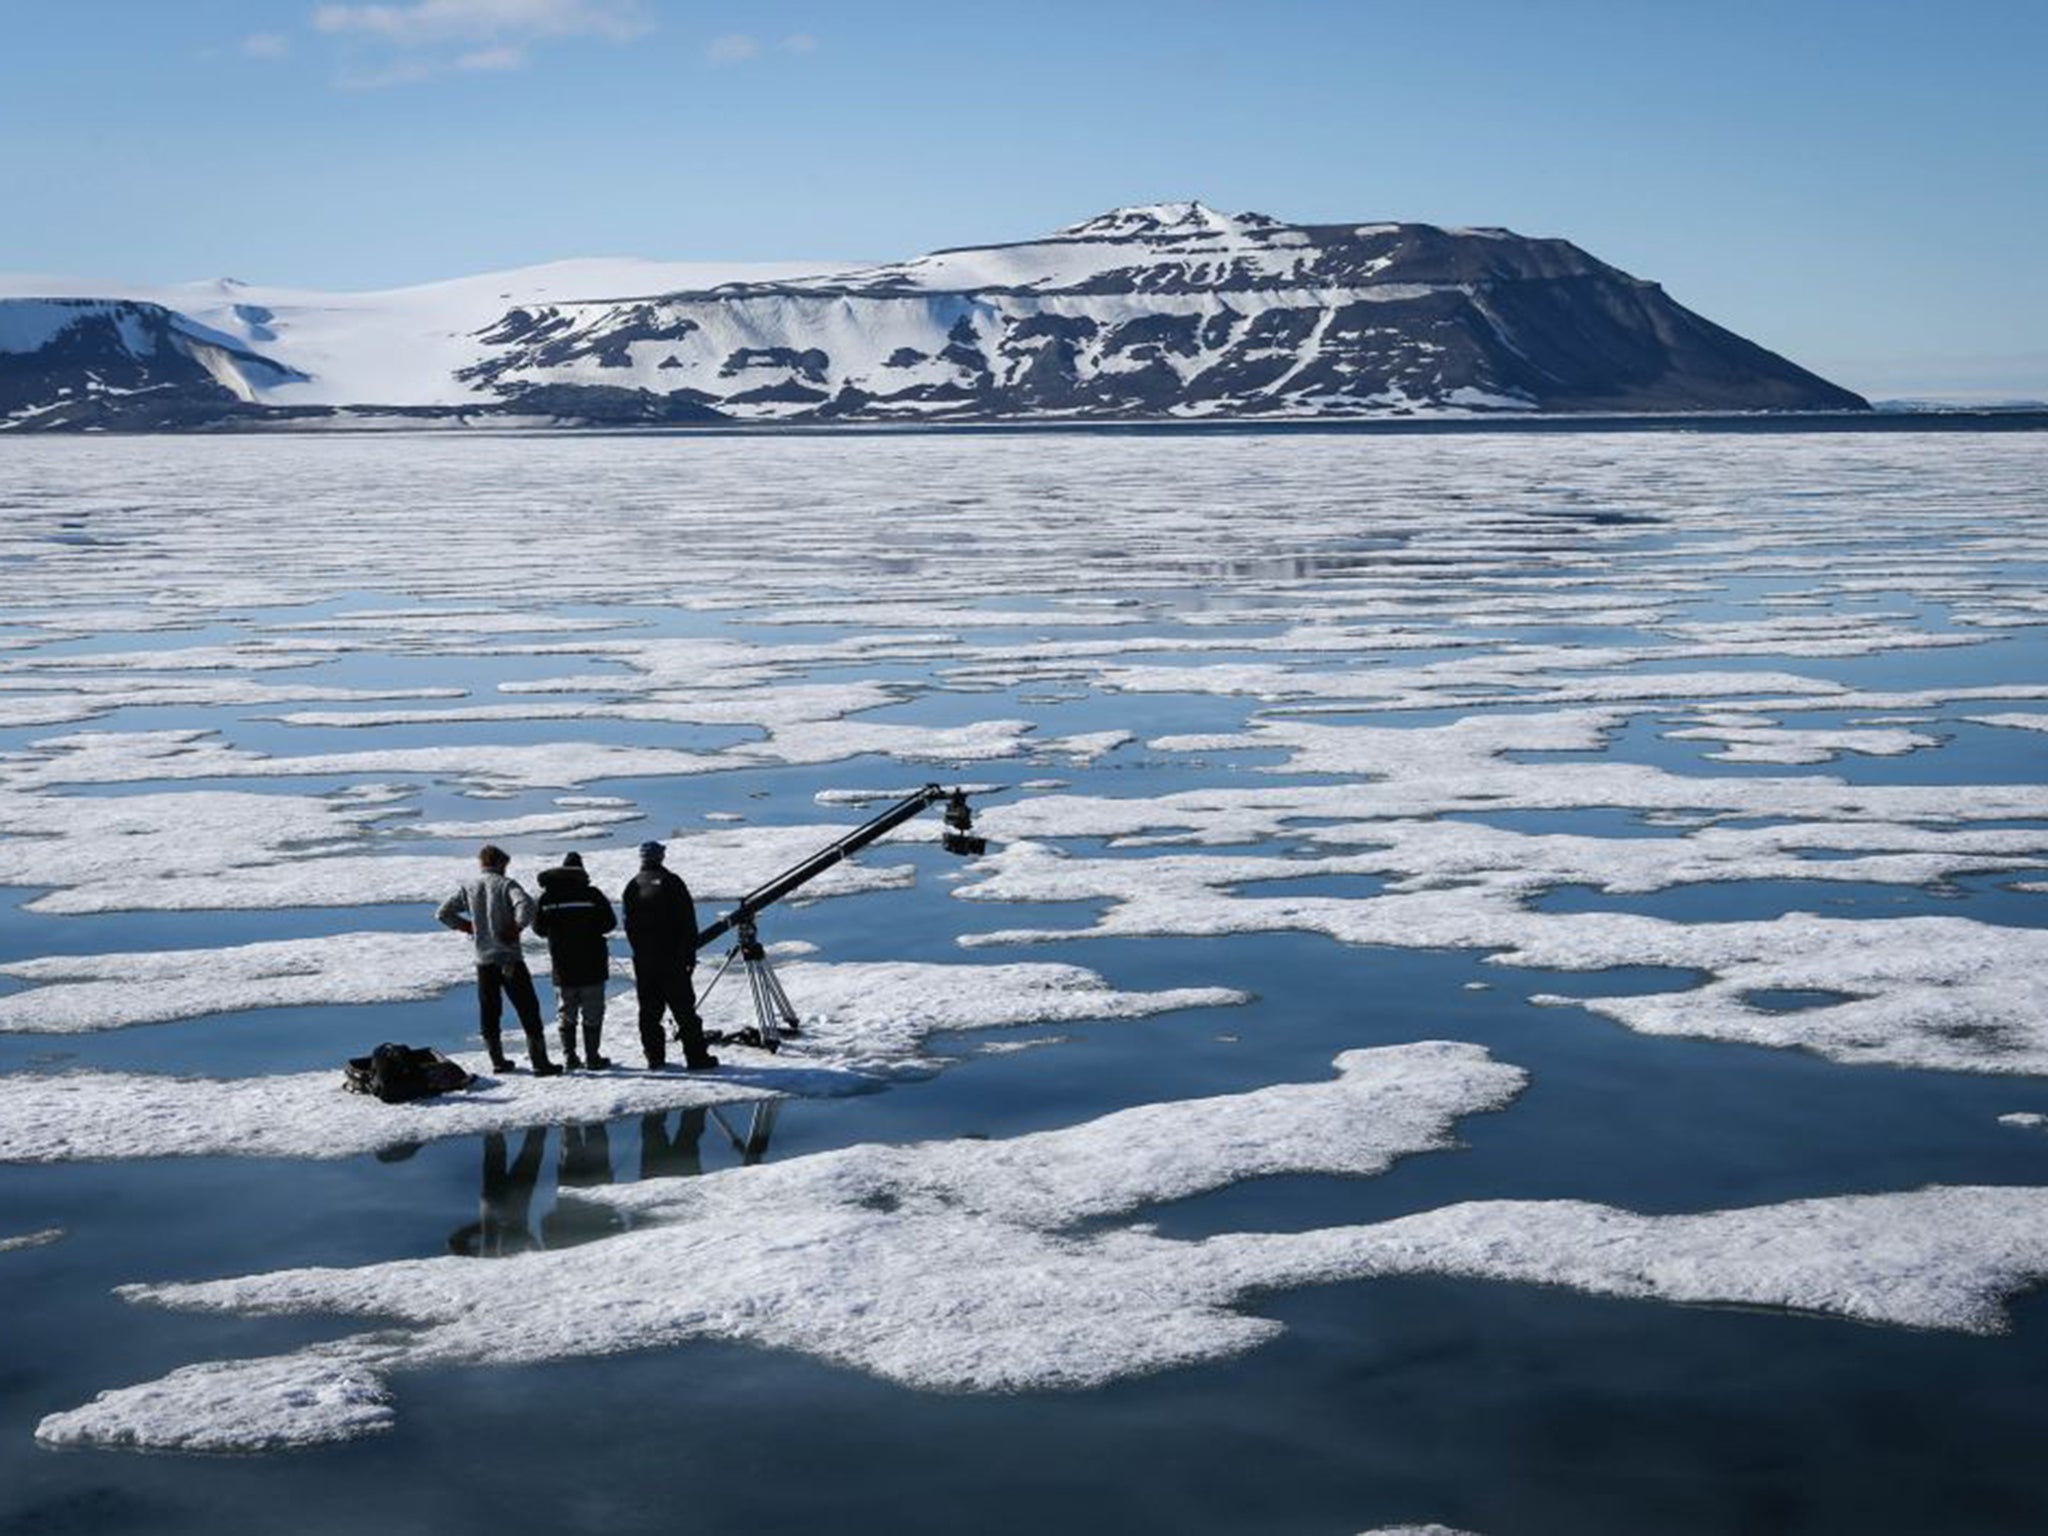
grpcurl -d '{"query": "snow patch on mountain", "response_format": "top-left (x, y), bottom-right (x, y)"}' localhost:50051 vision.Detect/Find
top-left (0, 258), bottom-right (829, 408)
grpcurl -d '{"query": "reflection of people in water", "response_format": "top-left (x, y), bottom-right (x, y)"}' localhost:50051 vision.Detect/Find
top-left (640, 1108), bottom-right (707, 1181)
top-left (541, 1122), bottom-right (623, 1250)
top-left (709, 1100), bottom-right (782, 1166)
top-left (557, 1122), bottom-right (614, 1190)
top-left (448, 1127), bottom-right (546, 1257)
top-left (449, 1107), bottom-right (786, 1258)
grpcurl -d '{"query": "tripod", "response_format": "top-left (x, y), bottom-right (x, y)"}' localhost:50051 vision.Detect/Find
top-left (691, 913), bottom-right (802, 1054)
top-left (683, 784), bottom-right (988, 1056)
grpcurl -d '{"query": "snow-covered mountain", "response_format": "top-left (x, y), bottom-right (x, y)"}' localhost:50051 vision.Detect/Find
top-left (0, 205), bottom-right (1866, 430)
top-left (0, 299), bottom-right (309, 429)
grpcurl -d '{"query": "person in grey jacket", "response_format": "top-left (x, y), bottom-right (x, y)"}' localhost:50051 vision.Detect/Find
top-left (436, 844), bottom-right (560, 1076)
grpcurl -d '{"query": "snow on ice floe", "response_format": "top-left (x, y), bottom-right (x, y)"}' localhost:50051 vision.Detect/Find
top-left (37, 1043), bottom-right (1524, 1450)
top-left (958, 857), bottom-right (2048, 1075)
top-left (0, 812), bottom-right (922, 918)
top-left (1515, 913), bottom-right (2048, 1074)
top-left (951, 758), bottom-right (2048, 1075)
top-left (45, 1047), bottom-right (2048, 1455)
top-left (36, 1349), bottom-right (399, 1452)
top-left (0, 961), bottom-right (1245, 1161)
top-left (0, 932), bottom-right (472, 1034)
top-left (1969, 712), bottom-right (2048, 734)
top-left (0, 679), bottom-right (464, 731)
top-left (0, 1227), bottom-right (64, 1253)
top-left (1659, 721), bottom-right (1941, 765)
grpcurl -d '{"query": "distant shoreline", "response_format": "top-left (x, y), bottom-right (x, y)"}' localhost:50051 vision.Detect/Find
top-left (13, 406), bottom-right (2048, 442)
top-left (569, 408), bottom-right (2048, 441)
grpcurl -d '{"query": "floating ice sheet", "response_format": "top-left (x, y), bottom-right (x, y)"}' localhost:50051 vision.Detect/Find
top-left (958, 836), bottom-right (2048, 1075)
top-left (38, 1043), bottom-right (1525, 1450)
top-left (2, 814), bottom-right (922, 917)
top-left (0, 960), bottom-right (1245, 1161)
top-left (45, 1046), bottom-right (2048, 1456)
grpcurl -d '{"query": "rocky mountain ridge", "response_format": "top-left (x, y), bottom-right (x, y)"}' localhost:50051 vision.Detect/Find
top-left (0, 204), bottom-right (1867, 430)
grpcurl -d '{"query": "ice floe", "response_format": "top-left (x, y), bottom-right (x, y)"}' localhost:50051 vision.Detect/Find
top-left (43, 1047), bottom-right (2048, 1455)
top-left (957, 835), bottom-right (2048, 1074)
top-left (0, 960), bottom-right (1244, 1159)
top-left (1660, 722), bottom-right (1941, 765)
top-left (36, 1349), bottom-right (398, 1452)
top-left (0, 1226), bottom-right (64, 1253)
top-left (2, 815), bottom-right (922, 918)
top-left (37, 1043), bottom-right (1523, 1449)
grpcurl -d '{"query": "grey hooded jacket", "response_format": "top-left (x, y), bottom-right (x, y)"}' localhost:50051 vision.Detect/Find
top-left (437, 870), bottom-right (536, 966)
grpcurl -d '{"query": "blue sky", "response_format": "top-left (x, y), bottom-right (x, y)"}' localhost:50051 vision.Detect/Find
top-left (3, 0), bottom-right (2044, 397)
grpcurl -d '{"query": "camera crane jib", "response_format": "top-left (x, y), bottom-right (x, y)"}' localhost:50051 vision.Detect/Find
top-left (689, 785), bottom-right (984, 1053)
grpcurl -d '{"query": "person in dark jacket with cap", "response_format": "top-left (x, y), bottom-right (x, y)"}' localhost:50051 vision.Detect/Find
top-left (532, 851), bottom-right (618, 1071)
top-left (621, 840), bottom-right (717, 1071)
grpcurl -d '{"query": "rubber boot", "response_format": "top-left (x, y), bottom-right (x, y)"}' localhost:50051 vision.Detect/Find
top-left (524, 1025), bottom-right (562, 1078)
top-left (558, 1024), bottom-right (582, 1073)
top-left (583, 1021), bottom-right (611, 1071)
top-left (482, 1023), bottom-right (514, 1075)
top-left (677, 1008), bottom-right (717, 1072)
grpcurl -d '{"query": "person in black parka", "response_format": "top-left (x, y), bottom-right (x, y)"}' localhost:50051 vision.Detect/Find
top-left (532, 851), bottom-right (618, 1071)
top-left (621, 840), bottom-right (718, 1071)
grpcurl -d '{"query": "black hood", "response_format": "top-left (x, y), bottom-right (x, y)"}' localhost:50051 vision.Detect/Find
top-left (538, 866), bottom-right (590, 891)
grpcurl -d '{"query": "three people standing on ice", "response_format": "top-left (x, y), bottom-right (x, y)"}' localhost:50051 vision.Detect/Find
top-left (437, 839), bottom-right (718, 1076)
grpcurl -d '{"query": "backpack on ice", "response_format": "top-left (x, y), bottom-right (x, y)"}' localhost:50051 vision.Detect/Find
top-left (343, 1043), bottom-right (475, 1103)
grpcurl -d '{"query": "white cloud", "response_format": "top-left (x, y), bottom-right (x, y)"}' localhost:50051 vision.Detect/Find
top-left (311, 0), bottom-right (649, 45)
top-left (456, 44), bottom-right (527, 70)
top-left (241, 33), bottom-right (292, 59)
top-left (782, 33), bottom-right (817, 53)
top-left (706, 32), bottom-right (760, 64)
top-left (309, 0), bottom-right (647, 87)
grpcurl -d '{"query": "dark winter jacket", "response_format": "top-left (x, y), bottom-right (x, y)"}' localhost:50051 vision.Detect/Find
top-left (532, 866), bottom-right (617, 987)
top-left (622, 866), bottom-right (699, 965)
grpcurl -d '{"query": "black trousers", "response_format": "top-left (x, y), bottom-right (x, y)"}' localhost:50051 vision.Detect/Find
top-left (477, 959), bottom-right (547, 1060)
top-left (631, 952), bottom-right (707, 1064)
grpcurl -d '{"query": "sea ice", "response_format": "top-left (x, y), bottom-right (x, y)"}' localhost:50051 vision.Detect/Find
top-left (0, 960), bottom-right (1245, 1161)
top-left (45, 1047), bottom-right (2048, 1456)
top-left (38, 1043), bottom-right (1524, 1450)
top-left (4, 815), bottom-right (922, 918)
top-left (35, 1349), bottom-right (398, 1453)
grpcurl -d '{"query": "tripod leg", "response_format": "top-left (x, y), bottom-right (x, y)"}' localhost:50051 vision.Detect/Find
top-left (755, 953), bottom-right (803, 1036)
top-left (707, 1106), bottom-right (746, 1153)
top-left (742, 1100), bottom-right (780, 1163)
top-left (744, 958), bottom-right (782, 1051)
